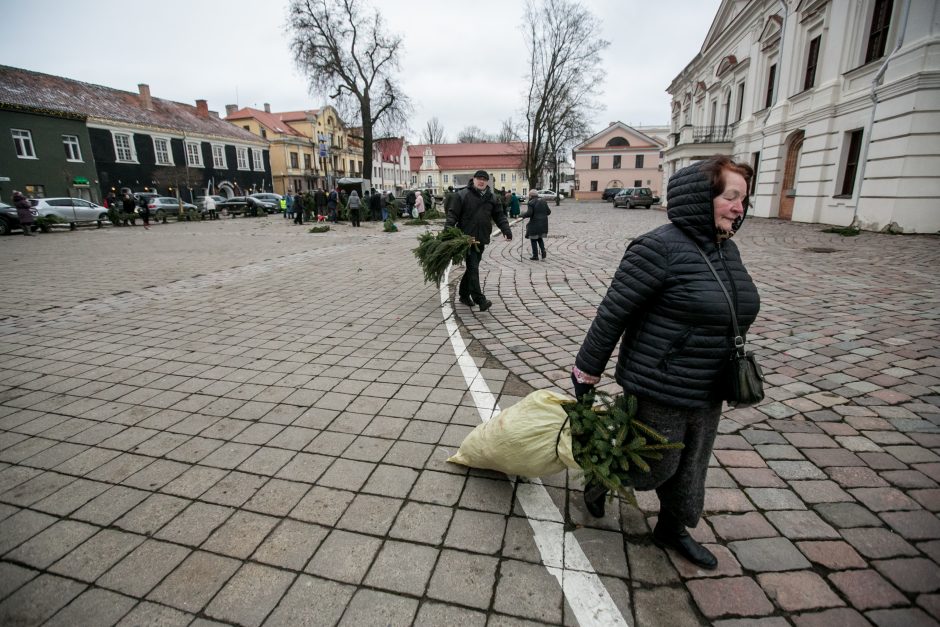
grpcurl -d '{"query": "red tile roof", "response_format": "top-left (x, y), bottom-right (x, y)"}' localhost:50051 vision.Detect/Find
top-left (225, 107), bottom-right (307, 137)
top-left (407, 142), bottom-right (527, 172)
top-left (277, 109), bottom-right (319, 122)
top-left (375, 137), bottom-right (405, 164)
top-left (0, 65), bottom-right (262, 144)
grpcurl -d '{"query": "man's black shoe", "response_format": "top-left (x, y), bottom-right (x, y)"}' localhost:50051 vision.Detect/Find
top-left (478, 300), bottom-right (493, 312)
top-left (459, 297), bottom-right (474, 307)
top-left (652, 524), bottom-right (718, 570)
top-left (529, 256), bottom-right (539, 260)
top-left (583, 483), bottom-right (607, 518)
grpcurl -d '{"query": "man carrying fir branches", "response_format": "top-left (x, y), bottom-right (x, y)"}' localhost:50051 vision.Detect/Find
top-left (445, 170), bottom-right (512, 312)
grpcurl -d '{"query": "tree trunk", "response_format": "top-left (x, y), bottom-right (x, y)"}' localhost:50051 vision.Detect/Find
top-left (361, 96), bottom-right (373, 191)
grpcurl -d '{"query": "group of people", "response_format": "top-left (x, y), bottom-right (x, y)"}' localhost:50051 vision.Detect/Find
top-left (446, 156), bottom-right (761, 571)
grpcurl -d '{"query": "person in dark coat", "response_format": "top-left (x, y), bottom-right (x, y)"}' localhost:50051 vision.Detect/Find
top-left (405, 189), bottom-right (416, 219)
top-left (138, 194), bottom-right (151, 229)
top-left (570, 155), bottom-right (760, 570)
top-left (327, 188), bottom-right (338, 223)
top-left (445, 170), bottom-right (513, 312)
top-left (522, 189), bottom-right (551, 260)
top-left (293, 192), bottom-right (305, 225)
top-left (122, 193), bottom-right (137, 226)
top-left (509, 191), bottom-right (521, 218)
top-left (314, 187), bottom-right (327, 218)
top-left (369, 188), bottom-right (382, 221)
top-left (12, 191), bottom-right (34, 236)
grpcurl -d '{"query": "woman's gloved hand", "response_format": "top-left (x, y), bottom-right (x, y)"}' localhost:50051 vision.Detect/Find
top-left (571, 371), bottom-right (595, 402)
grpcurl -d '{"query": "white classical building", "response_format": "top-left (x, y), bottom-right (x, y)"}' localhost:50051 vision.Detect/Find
top-left (664, 0), bottom-right (940, 233)
top-left (371, 137), bottom-right (410, 193)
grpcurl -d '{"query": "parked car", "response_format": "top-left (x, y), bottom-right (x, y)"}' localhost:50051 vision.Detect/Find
top-left (196, 195), bottom-right (225, 210)
top-left (536, 189), bottom-right (561, 200)
top-left (30, 197), bottom-right (109, 229)
top-left (147, 197), bottom-right (199, 220)
top-left (132, 191), bottom-right (161, 207)
top-left (0, 200), bottom-right (37, 235)
top-left (601, 187), bottom-right (622, 202)
top-left (248, 193), bottom-right (282, 213)
top-left (613, 187), bottom-right (654, 209)
top-left (215, 196), bottom-right (265, 216)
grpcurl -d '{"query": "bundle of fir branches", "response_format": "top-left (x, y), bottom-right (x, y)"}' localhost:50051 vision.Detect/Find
top-left (412, 226), bottom-right (477, 285)
top-left (563, 392), bottom-right (684, 498)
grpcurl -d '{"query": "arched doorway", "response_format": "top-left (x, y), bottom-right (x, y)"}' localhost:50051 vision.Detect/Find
top-left (218, 181), bottom-right (235, 198)
top-left (778, 130), bottom-right (804, 220)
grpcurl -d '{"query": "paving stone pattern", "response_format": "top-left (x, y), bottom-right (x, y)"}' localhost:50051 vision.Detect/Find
top-left (0, 208), bottom-right (937, 626)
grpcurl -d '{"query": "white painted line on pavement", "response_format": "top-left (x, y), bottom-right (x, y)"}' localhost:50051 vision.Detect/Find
top-left (438, 258), bottom-right (628, 627)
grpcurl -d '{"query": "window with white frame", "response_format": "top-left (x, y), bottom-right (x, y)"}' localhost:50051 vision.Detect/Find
top-left (12, 129), bottom-right (36, 158)
top-left (153, 137), bottom-right (172, 165)
top-left (512, 173), bottom-right (517, 182)
top-left (62, 135), bottom-right (82, 162)
top-left (865, 0), bottom-right (893, 64)
top-left (236, 146), bottom-right (249, 170)
top-left (443, 174), bottom-right (449, 182)
top-left (186, 142), bottom-right (203, 167)
top-left (252, 149), bottom-right (264, 171)
top-left (113, 132), bottom-right (135, 162)
top-left (212, 144), bottom-right (226, 168)
top-left (500, 173), bottom-right (506, 182)
top-left (411, 175), bottom-right (417, 184)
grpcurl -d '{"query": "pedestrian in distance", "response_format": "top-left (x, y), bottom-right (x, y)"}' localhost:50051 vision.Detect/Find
top-left (369, 187), bottom-right (382, 221)
top-left (283, 194), bottom-right (292, 219)
top-left (12, 191), bottom-right (34, 236)
top-left (205, 195), bottom-right (218, 220)
top-left (315, 187), bottom-right (327, 219)
top-left (405, 189), bottom-right (416, 219)
top-left (122, 192), bottom-right (136, 226)
top-left (522, 189), bottom-right (551, 260)
top-left (294, 192), bottom-right (305, 225)
top-left (570, 155), bottom-right (760, 571)
top-left (347, 189), bottom-right (361, 227)
top-left (445, 170), bottom-right (513, 312)
top-left (509, 191), bottom-right (521, 218)
top-left (414, 189), bottom-right (424, 219)
top-left (379, 190), bottom-right (389, 221)
top-left (139, 195), bottom-right (151, 229)
top-left (327, 187), bottom-right (339, 223)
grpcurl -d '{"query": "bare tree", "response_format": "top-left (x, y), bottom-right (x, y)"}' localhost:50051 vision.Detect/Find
top-left (287, 0), bottom-right (411, 188)
top-left (497, 117), bottom-right (522, 143)
top-left (457, 125), bottom-right (491, 143)
top-left (523, 0), bottom-right (608, 189)
top-left (422, 117), bottom-right (446, 144)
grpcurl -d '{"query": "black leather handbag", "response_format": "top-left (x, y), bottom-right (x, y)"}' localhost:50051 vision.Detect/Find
top-left (692, 242), bottom-right (765, 407)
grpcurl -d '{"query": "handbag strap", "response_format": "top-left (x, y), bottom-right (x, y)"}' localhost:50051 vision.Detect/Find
top-left (691, 241), bottom-right (747, 357)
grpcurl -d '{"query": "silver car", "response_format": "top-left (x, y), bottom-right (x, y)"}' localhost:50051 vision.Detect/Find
top-left (147, 197), bottom-right (199, 220)
top-left (30, 197), bottom-right (109, 229)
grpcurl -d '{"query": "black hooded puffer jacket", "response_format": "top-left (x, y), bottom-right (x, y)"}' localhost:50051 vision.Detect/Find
top-left (574, 161), bottom-right (761, 408)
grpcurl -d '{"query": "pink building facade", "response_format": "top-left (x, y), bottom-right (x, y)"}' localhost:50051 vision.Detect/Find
top-left (573, 122), bottom-right (665, 200)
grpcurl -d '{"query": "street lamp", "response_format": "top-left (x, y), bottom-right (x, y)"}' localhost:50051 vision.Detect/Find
top-left (555, 148), bottom-right (564, 206)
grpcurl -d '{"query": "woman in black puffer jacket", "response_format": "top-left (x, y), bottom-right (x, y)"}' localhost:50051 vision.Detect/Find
top-left (571, 155), bottom-right (760, 570)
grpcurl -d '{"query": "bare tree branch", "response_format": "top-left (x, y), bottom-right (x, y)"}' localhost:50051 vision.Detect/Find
top-left (287, 0), bottom-right (411, 187)
top-left (457, 125), bottom-right (492, 143)
top-left (522, 0), bottom-right (607, 188)
top-left (422, 117), bottom-right (446, 144)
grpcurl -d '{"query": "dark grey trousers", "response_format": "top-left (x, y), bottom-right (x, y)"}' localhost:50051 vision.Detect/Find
top-left (628, 394), bottom-right (722, 528)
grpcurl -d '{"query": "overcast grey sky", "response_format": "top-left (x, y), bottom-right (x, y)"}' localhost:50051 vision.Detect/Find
top-left (1, 0), bottom-right (721, 140)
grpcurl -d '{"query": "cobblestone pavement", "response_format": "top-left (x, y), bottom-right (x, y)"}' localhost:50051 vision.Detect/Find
top-left (0, 206), bottom-right (937, 626)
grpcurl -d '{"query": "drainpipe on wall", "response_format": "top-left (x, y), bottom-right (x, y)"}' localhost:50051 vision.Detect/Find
top-left (849, 0), bottom-right (912, 229)
top-left (756, 0), bottom-right (789, 206)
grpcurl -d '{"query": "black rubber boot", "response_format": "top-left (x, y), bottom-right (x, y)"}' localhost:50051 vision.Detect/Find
top-left (652, 512), bottom-right (717, 570)
top-left (583, 482), bottom-right (608, 518)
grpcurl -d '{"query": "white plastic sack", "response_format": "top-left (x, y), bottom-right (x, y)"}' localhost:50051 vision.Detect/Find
top-left (448, 390), bottom-right (580, 478)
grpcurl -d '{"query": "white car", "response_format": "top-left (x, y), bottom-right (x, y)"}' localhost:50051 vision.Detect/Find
top-left (29, 197), bottom-right (109, 229)
top-left (536, 189), bottom-right (561, 200)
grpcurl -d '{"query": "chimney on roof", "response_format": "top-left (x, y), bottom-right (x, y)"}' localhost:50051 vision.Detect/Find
top-left (209, 110), bottom-right (219, 118)
top-left (195, 99), bottom-right (209, 118)
top-left (225, 104), bottom-right (238, 117)
top-left (138, 83), bottom-right (153, 110)
top-left (264, 103), bottom-right (271, 113)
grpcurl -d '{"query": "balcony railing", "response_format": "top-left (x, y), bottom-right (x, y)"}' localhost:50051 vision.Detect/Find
top-left (692, 125), bottom-right (734, 144)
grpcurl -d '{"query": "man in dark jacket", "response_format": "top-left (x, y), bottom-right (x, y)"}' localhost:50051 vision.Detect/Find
top-left (369, 188), bottom-right (382, 221)
top-left (446, 170), bottom-right (513, 311)
top-left (122, 193), bottom-right (137, 226)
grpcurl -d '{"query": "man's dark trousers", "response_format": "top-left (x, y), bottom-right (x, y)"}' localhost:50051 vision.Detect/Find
top-left (458, 245), bottom-right (486, 304)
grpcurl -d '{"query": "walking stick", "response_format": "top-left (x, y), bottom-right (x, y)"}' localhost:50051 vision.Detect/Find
top-left (519, 217), bottom-right (526, 261)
